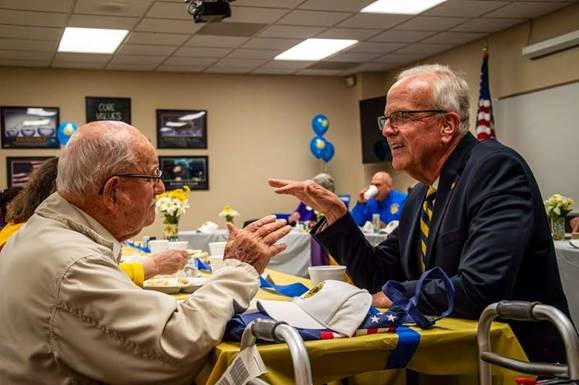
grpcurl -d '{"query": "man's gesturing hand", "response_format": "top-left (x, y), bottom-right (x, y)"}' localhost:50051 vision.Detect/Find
top-left (224, 215), bottom-right (291, 273)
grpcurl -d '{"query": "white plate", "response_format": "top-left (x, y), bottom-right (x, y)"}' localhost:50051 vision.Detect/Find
top-left (180, 277), bottom-right (209, 293)
top-left (144, 277), bottom-right (181, 294)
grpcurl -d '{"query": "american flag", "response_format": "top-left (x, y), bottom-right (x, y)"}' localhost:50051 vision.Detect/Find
top-left (476, 49), bottom-right (496, 141)
top-left (10, 160), bottom-right (44, 188)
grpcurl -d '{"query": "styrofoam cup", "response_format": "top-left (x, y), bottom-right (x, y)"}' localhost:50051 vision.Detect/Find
top-left (148, 240), bottom-right (169, 254)
top-left (363, 185), bottom-right (378, 200)
top-left (208, 241), bottom-right (226, 257)
top-left (308, 265), bottom-right (347, 285)
top-left (168, 241), bottom-right (188, 250)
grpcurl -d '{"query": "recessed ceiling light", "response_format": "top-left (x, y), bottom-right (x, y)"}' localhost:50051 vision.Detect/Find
top-left (58, 27), bottom-right (128, 54)
top-left (275, 38), bottom-right (358, 61)
top-left (361, 0), bottom-right (447, 15)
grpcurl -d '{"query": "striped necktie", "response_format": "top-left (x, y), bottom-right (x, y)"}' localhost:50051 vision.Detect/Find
top-left (419, 186), bottom-right (437, 272)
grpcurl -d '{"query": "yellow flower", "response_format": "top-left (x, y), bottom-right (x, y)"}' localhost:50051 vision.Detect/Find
top-left (219, 205), bottom-right (240, 218)
top-left (544, 193), bottom-right (574, 217)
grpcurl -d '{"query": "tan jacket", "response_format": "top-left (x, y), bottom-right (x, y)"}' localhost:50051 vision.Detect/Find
top-left (0, 193), bottom-right (259, 385)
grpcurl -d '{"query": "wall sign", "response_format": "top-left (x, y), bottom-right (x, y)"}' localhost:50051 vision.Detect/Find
top-left (86, 97), bottom-right (131, 124)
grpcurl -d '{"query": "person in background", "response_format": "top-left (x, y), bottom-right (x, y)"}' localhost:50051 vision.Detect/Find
top-left (0, 121), bottom-right (291, 385)
top-left (0, 158), bottom-right (188, 287)
top-left (570, 216), bottom-right (579, 233)
top-left (0, 187), bottom-right (21, 228)
top-left (350, 171), bottom-right (407, 227)
top-left (269, 64), bottom-right (570, 363)
top-left (288, 172), bottom-right (335, 226)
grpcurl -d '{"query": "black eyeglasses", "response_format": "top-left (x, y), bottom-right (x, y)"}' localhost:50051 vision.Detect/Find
top-left (98, 168), bottom-right (163, 195)
top-left (377, 110), bottom-right (447, 131)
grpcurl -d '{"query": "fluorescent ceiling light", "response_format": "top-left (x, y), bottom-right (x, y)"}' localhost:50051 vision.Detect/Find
top-left (361, 0), bottom-right (447, 14)
top-left (58, 27), bottom-right (128, 54)
top-left (275, 38), bottom-right (357, 61)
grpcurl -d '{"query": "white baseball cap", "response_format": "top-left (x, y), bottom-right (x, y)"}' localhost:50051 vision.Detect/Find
top-left (257, 280), bottom-right (372, 336)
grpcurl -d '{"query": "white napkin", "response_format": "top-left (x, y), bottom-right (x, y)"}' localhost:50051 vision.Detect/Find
top-left (198, 221), bottom-right (219, 234)
top-left (381, 220), bottom-right (399, 235)
top-left (362, 221), bottom-right (374, 234)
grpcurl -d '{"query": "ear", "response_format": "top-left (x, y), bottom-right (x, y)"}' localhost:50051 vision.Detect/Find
top-left (101, 177), bottom-right (120, 210)
top-left (440, 112), bottom-right (461, 143)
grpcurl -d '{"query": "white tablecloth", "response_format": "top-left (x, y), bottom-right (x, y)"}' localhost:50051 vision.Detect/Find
top-left (554, 240), bottom-right (579, 327)
top-left (179, 229), bottom-right (311, 277)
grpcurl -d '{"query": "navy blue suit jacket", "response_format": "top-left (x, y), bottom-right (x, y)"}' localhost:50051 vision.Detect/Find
top-left (315, 133), bottom-right (571, 361)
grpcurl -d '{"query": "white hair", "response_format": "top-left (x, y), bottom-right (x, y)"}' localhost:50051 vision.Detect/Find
top-left (397, 64), bottom-right (470, 134)
top-left (56, 122), bottom-right (139, 196)
top-left (312, 172), bottom-right (335, 192)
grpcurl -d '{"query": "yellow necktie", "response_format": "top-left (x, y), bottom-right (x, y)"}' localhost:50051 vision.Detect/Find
top-left (419, 186), bottom-right (436, 272)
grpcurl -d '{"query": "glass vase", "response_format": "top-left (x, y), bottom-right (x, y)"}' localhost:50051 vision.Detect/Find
top-left (550, 214), bottom-right (565, 241)
top-left (163, 217), bottom-right (179, 241)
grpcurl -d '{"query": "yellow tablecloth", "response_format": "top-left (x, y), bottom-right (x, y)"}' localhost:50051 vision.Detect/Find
top-left (192, 270), bottom-right (527, 385)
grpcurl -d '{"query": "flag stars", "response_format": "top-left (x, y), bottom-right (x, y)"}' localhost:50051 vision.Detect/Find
top-left (370, 315), bottom-right (380, 324)
top-left (386, 313), bottom-right (397, 322)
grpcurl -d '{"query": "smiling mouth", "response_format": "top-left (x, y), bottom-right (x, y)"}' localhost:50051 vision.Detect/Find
top-left (390, 143), bottom-right (404, 151)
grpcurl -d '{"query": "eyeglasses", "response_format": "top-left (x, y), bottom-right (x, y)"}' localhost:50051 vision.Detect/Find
top-left (377, 110), bottom-right (447, 131)
top-left (98, 168), bottom-right (163, 195)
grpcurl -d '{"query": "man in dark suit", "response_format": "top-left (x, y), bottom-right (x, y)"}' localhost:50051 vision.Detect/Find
top-left (269, 64), bottom-right (571, 362)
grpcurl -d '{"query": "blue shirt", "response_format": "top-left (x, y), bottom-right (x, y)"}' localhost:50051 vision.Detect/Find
top-left (350, 189), bottom-right (407, 226)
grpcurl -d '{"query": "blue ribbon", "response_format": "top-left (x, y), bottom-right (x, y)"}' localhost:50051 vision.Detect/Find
top-left (194, 258), bottom-right (211, 272)
top-left (259, 276), bottom-right (309, 297)
top-left (384, 326), bottom-right (421, 369)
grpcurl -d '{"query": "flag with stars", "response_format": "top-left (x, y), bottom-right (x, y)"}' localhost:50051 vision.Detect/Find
top-left (355, 307), bottom-right (402, 335)
top-left (476, 49), bottom-right (496, 141)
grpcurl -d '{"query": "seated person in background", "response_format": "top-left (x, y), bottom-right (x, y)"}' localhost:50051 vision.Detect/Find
top-left (351, 171), bottom-right (407, 227)
top-left (269, 64), bottom-right (570, 363)
top-left (0, 121), bottom-right (291, 384)
top-left (0, 158), bottom-right (188, 287)
top-left (570, 216), bottom-right (579, 233)
top-left (0, 187), bottom-right (21, 228)
top-left (288, 172), bottom-right (335, 226)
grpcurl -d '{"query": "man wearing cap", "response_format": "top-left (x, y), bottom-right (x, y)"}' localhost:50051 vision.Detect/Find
top-left (350, 171), bottom-right (407, 227)
top-left (269, 64), bottom-right (570, 363)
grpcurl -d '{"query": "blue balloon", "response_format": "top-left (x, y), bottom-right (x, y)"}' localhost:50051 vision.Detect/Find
top-left (57, 121), bottom-right (78, 146)
top-left (321, 141), bottom-right (335, 163)
top-left (312, 114), bottom-right (329, 135)
top-left (309, 136), bottom-right (326, 159)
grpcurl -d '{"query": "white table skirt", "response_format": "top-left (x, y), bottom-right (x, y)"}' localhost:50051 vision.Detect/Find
top-left (554, 240), bottom-right (579, 328)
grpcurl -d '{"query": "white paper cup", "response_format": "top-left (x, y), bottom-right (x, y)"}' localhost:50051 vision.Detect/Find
top-left (363, 185), bottom-right (378, 200)
top-left (308, 265), bottom-right (347, 285)
top-left (208, 241), bottom-right (226, 257)
top-left (148, 240), bottom-right (169, 254)
top-left (210, 256), bottom-right (225, 272)
top-left (168, 241), bottom-right (188, 250)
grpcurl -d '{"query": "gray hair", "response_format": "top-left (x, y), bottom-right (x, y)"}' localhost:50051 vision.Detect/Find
top-left (56, 122), bottom-right (138, 196)
top-left (397, 64), bottom-right (470, 134)
top-left (312, 172), bottom-right (335, 193)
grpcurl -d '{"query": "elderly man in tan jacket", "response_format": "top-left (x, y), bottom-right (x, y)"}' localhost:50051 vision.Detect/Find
top-left (0, 121), bottom-right (291, 385)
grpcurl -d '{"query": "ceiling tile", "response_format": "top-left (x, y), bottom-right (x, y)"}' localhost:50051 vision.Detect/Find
top-left (0, 10), bottom-right (68, 27)
top-left (317, 28), bottom-right (382, 40)
top-left (298, 0), bottom-right (375, 12)
top-left (484, 2), bottom-right (570, 18)
top-left (125, 32), bottom-right (190, 46)
top-left (107, 63), bottom-right (160, 71)
top-left (421, 31), bottom-right (485, 44)
top-left (424, 0), bottom-right (508, 17)
top-left (145, 2), bottom-right (190, 20)
top-left (324, 51), bottom-right (381, 62)
top-left (337, 14), bottom-right (412, 29)
top-left (74, 0), bottom-right (153, 17)
top-left (395, 43), bottom-right (453, 56)
top-left (307, 61), bottom-right (358, 70)
top-left (0, 59), bottom-right (49, 67)
top-left (69, 14), bottom-right (140, 30)
top-left (261, 60), bottom-right (314, 69)
top-left (214, 57), bottom-right (268, 68)
top-left (53, 53), bottom-right (112, 63)
top-left (395, 16), bottom-right (469, 31)
top-left (298, 69), bottom-right (343, 75)
top-left (164, 56), bottom-right (217, 66)
top-left (157, 64), bottom-right (208, 72)
top-left (204, 66), bottom-right (252, 74)
top-left (227, 6), bottom-right (289, 24)
top-left (117, 44), bottom-right (177, 56)
top-left (343, 62), bottom-right (396, 74)
top-left (370, 30), bottom-right (436, 43)
top-left (52, 61), bottom-right (106, 69)
top-left (234, 0), bottom-right (303, 7)
top-left (226, 48), bottom-right (280, 59)
top-left (241, 37), bottom-right (300, 50)
top-left (451, 17), bottom-right (524, 32)
top-left (197, 22), bottom-right (266, 37)
top-left (174, 46), bottom-right (231, 57)
top-left (0, 49), bottom-right (53, 60)
top-left (110, 55), bottom-right (166, 65)
top-left (372, 52), bottom-right (428, 63)
top-left (0, 38), bottom-right (58, 51)
top-left (185, 35), bottom-right (249, 48)
top-left (277, 10), bottom-right (351, 26)
top-left (136, 18), bottom-right (204, 34)
top-left (345, 41), bottom-right (406, 53)
top-left (0, 0), bottom-right (73, 13)
top-left (257, 25), bottom-right (325, 39)
top-left (0, 25), bottom-right (63, 41)
top-left (251, 68), bottom-right (298, 75)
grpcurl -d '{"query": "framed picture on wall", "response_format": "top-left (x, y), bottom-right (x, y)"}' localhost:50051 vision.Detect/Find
top-left (156, 109), bottom-right (207, 149)
top-left (86, 97), bottom-right (131, 124)
top-left (6, 156), bottom-right (55, 188)
top-left (1, 106), bottom-right (60, 148)
top-left (158, 156), bottom-right (209, 191)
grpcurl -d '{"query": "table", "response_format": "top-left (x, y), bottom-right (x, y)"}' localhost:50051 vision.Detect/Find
top-left (194, 270), bottom-right (527, 385)
top-left (554, 240), bottom-right (579, 327)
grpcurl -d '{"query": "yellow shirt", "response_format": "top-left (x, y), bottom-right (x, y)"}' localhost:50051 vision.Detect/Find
top-left (0, 222), bottom-right (23, 247)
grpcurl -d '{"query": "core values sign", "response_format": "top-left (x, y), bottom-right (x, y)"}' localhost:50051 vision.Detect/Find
top-left (86, 97), bottom-right (131, 124)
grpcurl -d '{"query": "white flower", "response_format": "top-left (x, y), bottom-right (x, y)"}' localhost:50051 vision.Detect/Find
top-left (544, 193), bottom-right (574, 217)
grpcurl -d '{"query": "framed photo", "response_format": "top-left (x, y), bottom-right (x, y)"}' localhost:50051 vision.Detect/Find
top-left (1, 106), bottom-right (60, 148)
top-left (159, 156), bottom-right (209, 191)
top-left (86, 97), bottom-right (131, 124)
top-left (6, 156), bottom-right (55, 188)
top-left (156, 109), bottom-right (207, 149)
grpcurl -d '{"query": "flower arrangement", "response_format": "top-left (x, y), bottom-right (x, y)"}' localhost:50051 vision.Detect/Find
top-left (156, 186), bottom-right (190, 240)
top-left (544, 194), bottom-right (574, 217)
top-left (219, 205), bottom-right (240, 224)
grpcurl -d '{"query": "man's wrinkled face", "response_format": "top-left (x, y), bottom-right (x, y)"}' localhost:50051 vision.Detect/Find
top-left (371, 174), bottom-right (391, 201)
